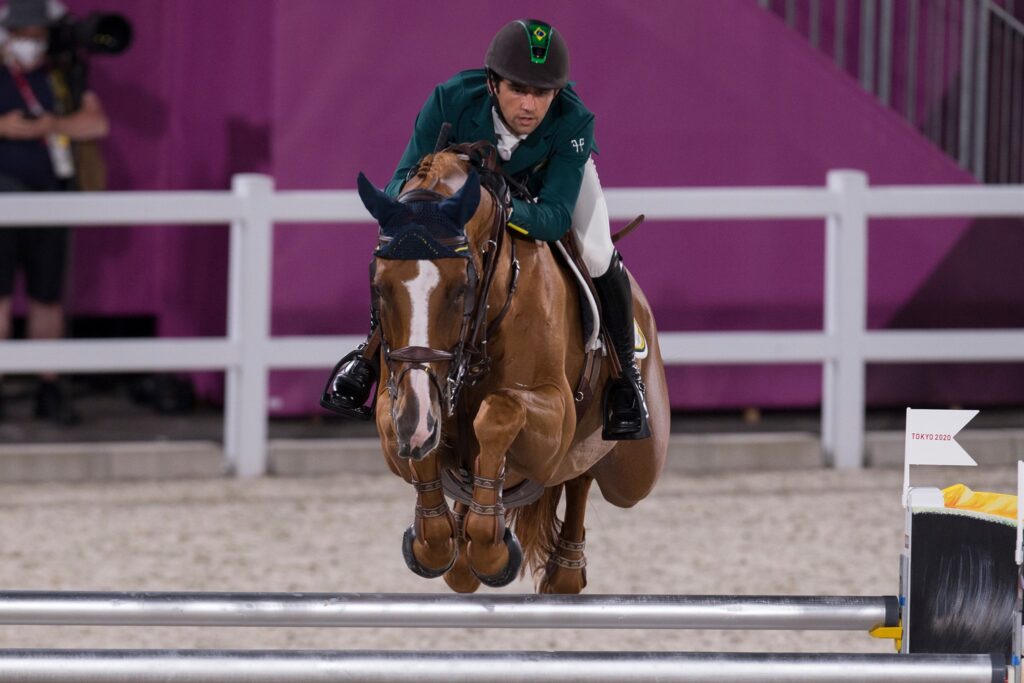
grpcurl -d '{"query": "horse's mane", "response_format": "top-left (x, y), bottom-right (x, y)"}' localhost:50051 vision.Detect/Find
top-left (405, 152), bottom-right (469, 196)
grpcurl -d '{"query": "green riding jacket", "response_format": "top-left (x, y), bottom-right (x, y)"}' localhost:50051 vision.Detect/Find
top-left (385, 69), bottom-right (597, 242)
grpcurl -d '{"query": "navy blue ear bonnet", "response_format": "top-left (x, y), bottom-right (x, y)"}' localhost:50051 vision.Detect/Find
top-left (357, 171), bottom-right (481, 260)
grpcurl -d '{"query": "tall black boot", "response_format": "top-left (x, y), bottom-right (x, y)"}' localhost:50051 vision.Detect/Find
top-left (592, 251), bottom-right (651, 440)
top-left (320, 311), bottom-right (381, 421)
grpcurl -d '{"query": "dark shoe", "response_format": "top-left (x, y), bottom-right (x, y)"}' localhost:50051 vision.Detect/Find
top-left (602, 363), bottom-right (651, 440)
top-left (34, 380), bottom-right (81, 426)
top-left (593, 251), bottom-right (651, 441)
top-left (320, 348), bottom-right (379, 420)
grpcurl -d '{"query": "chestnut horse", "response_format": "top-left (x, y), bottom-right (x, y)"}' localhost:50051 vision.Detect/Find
top-left (357, 150), bottom-right (668, 593)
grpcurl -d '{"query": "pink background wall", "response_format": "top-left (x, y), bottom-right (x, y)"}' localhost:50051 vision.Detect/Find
top-left (33, 0), bottom-right (1023, 413)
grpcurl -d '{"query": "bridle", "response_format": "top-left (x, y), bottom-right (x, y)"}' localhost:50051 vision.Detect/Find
top-left (378, 168), bottom-right (519, 418)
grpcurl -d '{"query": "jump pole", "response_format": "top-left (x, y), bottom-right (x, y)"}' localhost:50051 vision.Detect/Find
top-left (0, 650), bottom-right (1005, 683)
top-left (0, 591), bottom-right (898, 631)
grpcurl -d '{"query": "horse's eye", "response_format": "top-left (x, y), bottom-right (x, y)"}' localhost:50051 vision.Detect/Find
top-left (448, 285), bottom-right (467, 309)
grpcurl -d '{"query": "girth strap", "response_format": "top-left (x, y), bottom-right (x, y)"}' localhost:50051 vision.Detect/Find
top-left (441, 468), bottom-right (546, 509)
top-left (556, 234), bottom-right (606, 426)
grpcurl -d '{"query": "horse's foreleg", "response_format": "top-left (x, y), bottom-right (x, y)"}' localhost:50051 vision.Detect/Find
top-left (442, 501), bottom-right (482, 593)
top-left (402, 455), bottom-right (458, 579)
top-left (464, 391), bottom-right (529, 587)
top-left (540, 475), bottom-right (592, 594)
top-left (465, 387), bottom-right (569, 587)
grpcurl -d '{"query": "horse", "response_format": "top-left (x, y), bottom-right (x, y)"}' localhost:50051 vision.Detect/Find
top-left (356, 148), bottom-right (669, 593)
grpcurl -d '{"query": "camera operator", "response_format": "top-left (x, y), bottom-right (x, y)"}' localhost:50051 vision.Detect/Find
top-left (0, 0), bottom-right (109, 424)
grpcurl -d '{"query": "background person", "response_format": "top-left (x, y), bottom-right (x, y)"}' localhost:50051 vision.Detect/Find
top-left (0, 0), bottom-right (109, 424)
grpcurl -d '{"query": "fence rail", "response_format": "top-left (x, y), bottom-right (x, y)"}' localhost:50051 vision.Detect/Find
top-left (0, 590), bottom-right (1000, 681)
top-left (0, 650), bottom-right (1003, 683)
top-left (0, 591), bottom-right (897, 631)
top-left (0, 171), bottom-right (1021, 474)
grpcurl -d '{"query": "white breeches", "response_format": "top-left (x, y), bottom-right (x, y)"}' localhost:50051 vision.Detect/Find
top-left (571, 157), bottom-right (616, 277)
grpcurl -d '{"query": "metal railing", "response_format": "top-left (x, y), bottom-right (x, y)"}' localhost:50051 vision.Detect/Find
top-left (0, 650), bottom-right (1001, 683)
top-left (0, 591), bottom-right (896, 630)
top-left (0, 591), bottom-right (1002, 682)
top-left (760, 0), bottom-right (1024, 183)
top-left (1, 171), bottom-right (1022, 475)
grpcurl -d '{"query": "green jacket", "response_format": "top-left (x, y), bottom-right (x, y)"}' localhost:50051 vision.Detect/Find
top-left (385, 69), bottom-right (597, 242)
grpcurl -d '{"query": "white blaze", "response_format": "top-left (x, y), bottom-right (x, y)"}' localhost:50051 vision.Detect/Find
top-left (404, 261), bottom-right (440, 448)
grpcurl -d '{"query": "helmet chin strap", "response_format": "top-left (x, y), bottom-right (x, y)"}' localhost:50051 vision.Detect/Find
top-left (485, 70), bottom-right (515, 132)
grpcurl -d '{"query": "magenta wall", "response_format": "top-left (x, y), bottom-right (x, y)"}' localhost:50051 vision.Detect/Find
top-left (46, 0), bottom-right (1024, 413)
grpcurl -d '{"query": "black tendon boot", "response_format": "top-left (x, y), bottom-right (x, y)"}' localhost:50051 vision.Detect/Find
top-left (320, 316), bottom-right (381, 421)
top-left (593, 252), bottom-right (651, 440)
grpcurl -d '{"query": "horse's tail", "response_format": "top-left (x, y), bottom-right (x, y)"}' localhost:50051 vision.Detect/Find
top-left (509, 484), bottom-right (564, 580)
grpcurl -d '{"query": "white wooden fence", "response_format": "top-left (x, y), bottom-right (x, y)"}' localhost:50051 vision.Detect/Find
top-left (1, 170), bottom-right (1021, 476)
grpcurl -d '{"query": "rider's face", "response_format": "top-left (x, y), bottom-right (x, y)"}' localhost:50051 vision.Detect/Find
top-left (491, 79), bottom-right (558, 137)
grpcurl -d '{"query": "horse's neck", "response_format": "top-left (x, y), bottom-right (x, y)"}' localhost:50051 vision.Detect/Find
top-left (408, 153), bottom-right (467, 195)
top-left (465, 192), bottom-right (568, 336)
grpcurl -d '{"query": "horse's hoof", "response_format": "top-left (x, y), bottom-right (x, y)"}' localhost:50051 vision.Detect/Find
top-left (540, 565), bottom-right (588, 594)
top-left (471, 528), bottom-right (523, 588)
top-left (443, 557), bottom-right (482, 593)
top-left (402, 524), bottom-right (457, 579)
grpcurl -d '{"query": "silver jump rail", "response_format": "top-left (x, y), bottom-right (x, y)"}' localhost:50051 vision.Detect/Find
top-left (0, 591), bottom-right (899, 631)
top-left (0, 649), bottom-right (1004, 683)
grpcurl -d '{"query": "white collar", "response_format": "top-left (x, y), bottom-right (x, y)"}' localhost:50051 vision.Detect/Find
top-left (491, 107), bottom-right (528, 161)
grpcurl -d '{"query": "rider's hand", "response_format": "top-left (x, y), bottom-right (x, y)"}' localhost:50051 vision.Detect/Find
top-left (0, 110), bottom-right (53, 139)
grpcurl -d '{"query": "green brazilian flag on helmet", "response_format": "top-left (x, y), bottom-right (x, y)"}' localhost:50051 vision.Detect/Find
top-left (520, 20), bottom-right (553, 64)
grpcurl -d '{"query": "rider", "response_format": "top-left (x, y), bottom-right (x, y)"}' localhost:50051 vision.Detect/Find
top-left (325, 19), bottom-right (649, 440)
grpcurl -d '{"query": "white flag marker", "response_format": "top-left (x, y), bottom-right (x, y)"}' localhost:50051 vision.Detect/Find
top-left (902, 407), bottom-right (979, 507)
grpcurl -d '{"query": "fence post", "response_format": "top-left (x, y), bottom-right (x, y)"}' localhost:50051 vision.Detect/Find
top-left (958, 0), bottom-right (976, 169)
top-left (973, 0), bottom-right (991, 180)
top-left (822, 170), bottom-right (868, 469)
top-left (224, 174), bottom-right (274, 478)
top-left (859, 0), bottom-right (877, 94)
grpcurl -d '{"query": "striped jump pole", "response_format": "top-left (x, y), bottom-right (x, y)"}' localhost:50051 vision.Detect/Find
top-left (0, 650), bottom-right (1005, 683)
top-left (0, 591), bottom-right (898, 631)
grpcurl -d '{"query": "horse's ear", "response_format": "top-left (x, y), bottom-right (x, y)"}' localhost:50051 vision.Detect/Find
top-left (357, 172), bottom-right (406, 227)
top-left (438, 170), bottom-right (481, 227)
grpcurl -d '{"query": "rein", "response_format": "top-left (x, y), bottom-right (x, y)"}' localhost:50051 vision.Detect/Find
top-left (379, 147), bottom-right (519, 419)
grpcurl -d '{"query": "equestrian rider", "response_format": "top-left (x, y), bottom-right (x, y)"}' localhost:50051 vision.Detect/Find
top-left (326, 19), bottom-right (649, 440)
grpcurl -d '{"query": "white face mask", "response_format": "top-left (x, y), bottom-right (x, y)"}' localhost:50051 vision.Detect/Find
top-left (5, 37), bottom-right (48, 69)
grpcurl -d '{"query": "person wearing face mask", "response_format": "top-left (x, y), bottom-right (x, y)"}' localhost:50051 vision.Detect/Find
top-left (0, 0), bottom-right (109, 424)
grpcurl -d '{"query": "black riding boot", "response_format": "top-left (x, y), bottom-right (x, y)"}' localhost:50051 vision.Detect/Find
top-left (593, 251), bottom-right (651, 440)
top-left (320, 313), bottom-right (380, 421)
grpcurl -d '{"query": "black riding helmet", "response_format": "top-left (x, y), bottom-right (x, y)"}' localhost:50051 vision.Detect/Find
top-left (484, 19), bottom-right (570, 90)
